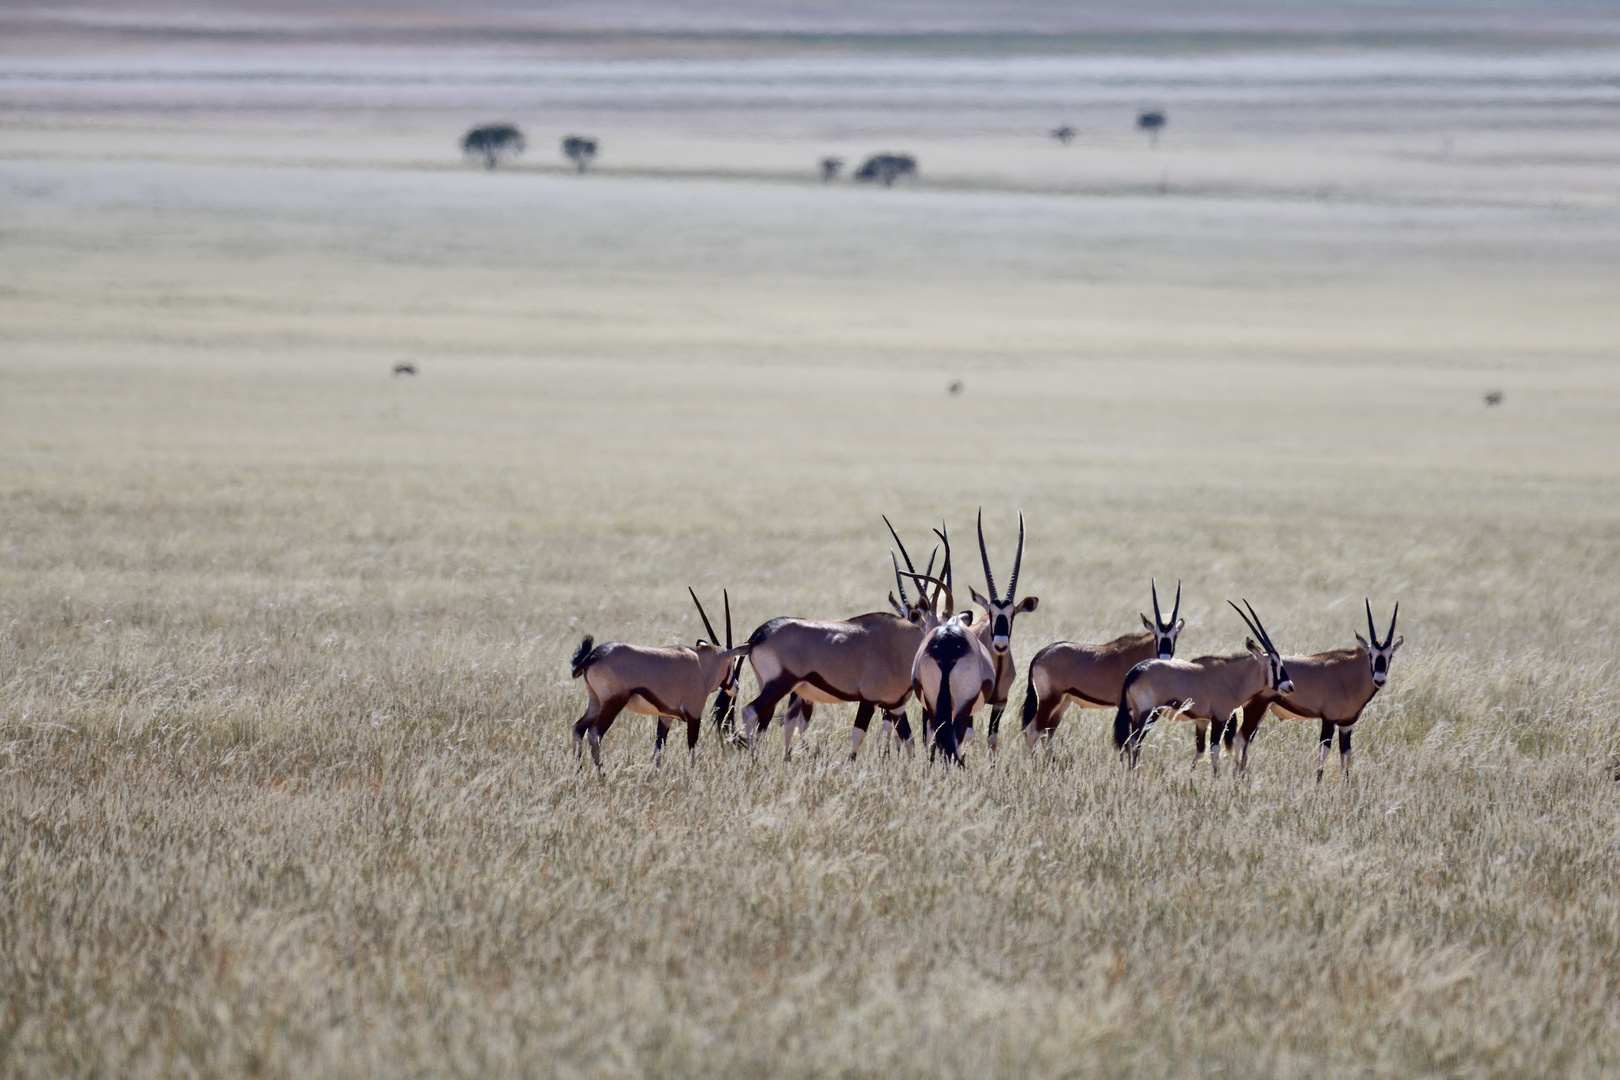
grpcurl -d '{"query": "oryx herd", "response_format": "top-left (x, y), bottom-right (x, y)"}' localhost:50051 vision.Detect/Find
top-left (570, 513), bottom-right (1403, 779)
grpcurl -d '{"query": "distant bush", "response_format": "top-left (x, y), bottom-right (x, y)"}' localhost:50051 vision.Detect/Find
top-left (563, 136), bottom-right (599, 173)
top-left (853, 153), bottom-right (917, 187)
top-left (460, 124), bottom-right (525, 170)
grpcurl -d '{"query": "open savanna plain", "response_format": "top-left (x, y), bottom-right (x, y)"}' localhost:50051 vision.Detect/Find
top-left (4, 3), bottom-right (1620, 1076)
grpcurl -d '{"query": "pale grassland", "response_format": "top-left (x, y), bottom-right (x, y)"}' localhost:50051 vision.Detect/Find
top-left (5, 13), bottom-right (1620, 1073)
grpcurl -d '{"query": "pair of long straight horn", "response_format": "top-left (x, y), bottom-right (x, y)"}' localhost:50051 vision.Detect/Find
top-left (1367, 598), bottom-right (1398, 648)
top-left (1152, 578), bottom-right (1181, 632)
top-left (976, 508), bottom-right (1024, 605)
top-left (688, 587), bottom-right (732, 649)
top-left (1228, 598), bottom-right (1279, 655)
top-left (885, 514), bottom-right (946, 612)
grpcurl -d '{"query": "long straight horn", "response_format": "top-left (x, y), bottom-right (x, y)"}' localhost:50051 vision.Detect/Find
top-left (688, 587), bottom-right (719, 643)
top-left (1170, 580), bottom-right (1181, 626)
top-left (933, 524), bottom-right (953, 597)
top-left (883, 515), bottom-right (918, 577)
top-left (1152, 578), bottom-right (1165, 630)
top-left (1007, 511), bottom-right (1025, 602)
top-left (892, 550), bottom-right (912, 606)
top-left (1243, 599), bottom-right (1277, 654)
top-left (976, 508), bottom-right (998, 603)
top-left (1386, 601), bottom-right (1399, 648)
top-left (1366, 598), bottom-right (1378, 645)
top-left (1228, 599), bottom-right (1263, 644)
top-left (921, 545), bottom-right (940, 610)
top-left (724, 589), bottom-right (733, 649)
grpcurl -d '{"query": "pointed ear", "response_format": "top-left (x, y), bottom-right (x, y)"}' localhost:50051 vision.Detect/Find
top-left (1141, 613), bottom-right (1155, 632)
top-left (1245, 637), bottom-right (1262, 656)
top-left (1391, 636), bottom-right (1404, 652)
top-left (969, 587), bottom-right (992, 611)
top-left (1016, 596), bottom-right (1039, 614)
top-left (1354, 632), bottom-right (1370, 650)
top-left (1172, 618), bottom-right (1184, 635)
top-left (956, 611), bottom-right (974, 625)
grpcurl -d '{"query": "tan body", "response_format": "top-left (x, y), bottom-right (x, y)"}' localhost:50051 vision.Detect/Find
top-left (1023, 632), bottom-right (1161, 747)
top-left (1115, 636), bottom-right (1290, 773)
top-left (1231, 648), bottom-right (1382, 777)
top-left (740, 613), bottom-right (927, 759)
top-left (571, 640), bottom-right (746, 768)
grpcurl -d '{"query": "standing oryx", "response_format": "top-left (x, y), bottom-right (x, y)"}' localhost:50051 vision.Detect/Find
top-left (1223, 600), bottom-right (1403, 780)
top-left (904, 547), bottom-right (996, 766)
top-left (967, 510), bottom-right (1040, 753)
top-left (737, 519), bottom-right (943, 760)
top-left (569, 589), bottom-right (750, 769)
top-left (1113, 600), bottom-right (1293, 772)
top-left (1019, 580), bottom-right (1184, 752)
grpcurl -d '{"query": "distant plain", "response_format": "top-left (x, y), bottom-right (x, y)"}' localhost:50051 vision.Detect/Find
top-left (3, 2), bottom-right (1619, 1076)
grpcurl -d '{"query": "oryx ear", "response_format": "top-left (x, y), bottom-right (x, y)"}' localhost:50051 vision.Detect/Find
top-left (1141, 613), bottom-right (1155, 632)
top-left (969, 587), bottom-right (992, 610)
top-left (956, 611), bottom-right (974, 625)
top-left (1390, 636), bottom-right (1404, 652)
top-left (1017, 596), bottom-right (1039, 613)
top-left (1354, 632), bottom-right (1371, 650)
top-left (1245, 637), bottom-right (1262, 656)
top-left (1172, 618), bottom-right (1184, 635)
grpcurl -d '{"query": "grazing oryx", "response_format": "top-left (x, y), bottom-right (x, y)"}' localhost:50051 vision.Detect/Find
top-left (967, 510), bottom-right (1040, 753)
top-left (738, 519), bottom-right (942, 761)
top-left (1223, 600), bottom-right (1403, 780)
top-left (1114, 600), bottom-right (1293, 772)
top-left (905, 557), bottom-right (996, 766)
top-left (1019, 580), bottom-right (1184, 752)
top-left (569, 589), bottom-right (750, 769)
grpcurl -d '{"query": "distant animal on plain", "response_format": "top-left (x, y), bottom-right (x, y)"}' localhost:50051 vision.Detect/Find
top-left (1223, 600), bottom-right (1402, 780)
top-left (820, 157), bottom-right (844, 181)
top-left (460, 124), bottom-right (525, 169)
top-left (1485, 390), bottom-right (1504, 406)
top-left (392, 362), bottom-right (417, 376)
top-left (569, 589), bottom-right (750, 768)
top-left (1051, 125), bottom-right (1076, 145)
top-left (854, 153), bottom-right (917, 187)
top-left (562, 135), bottom-right (599, 173)
top-left (1137, 110), bottom-right (1167, 147)
top-left (1021, 580), bottom-right (1184, 753)
top-left (1114, 600), bottom-right (1293, 772)
top-left (947, 380), bottom-right (963, 395)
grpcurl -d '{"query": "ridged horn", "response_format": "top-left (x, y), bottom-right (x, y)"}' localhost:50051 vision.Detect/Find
top-left (689, 587), bottom-right (719, 644)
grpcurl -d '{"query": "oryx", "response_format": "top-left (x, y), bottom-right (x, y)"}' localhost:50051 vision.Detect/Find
top-left (1114, 600), bottom-right (1293, 772)
top-left (737, 519), bottom-right (942, 761)
top-left (1019, 580), bottom-right (1184, 752)
top-left (904, 546), bottom-right (995, 766)
top-left (569, 589), bottom-right (750, 769)
top-left (967, 510), bottom-right (1039, 753)
top-left (1223, 600), bottom-right (1403, 780)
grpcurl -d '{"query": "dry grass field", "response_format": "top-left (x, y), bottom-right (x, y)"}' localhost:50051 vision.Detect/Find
top-left (4, 3), bottom-right (1620, 1077)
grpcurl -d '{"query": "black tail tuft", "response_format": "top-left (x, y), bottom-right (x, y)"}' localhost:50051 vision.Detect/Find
top-left (570, 636), bottom-right (596, 679)
top-left (1113, 663), bottom-right (1146, 750)
top-left (1021, 672), bottom-right (1039, 727)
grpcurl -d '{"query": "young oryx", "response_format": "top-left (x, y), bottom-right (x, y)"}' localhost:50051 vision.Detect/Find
top-left (1223, 600), bottom-right (1403, 780)
top-left (968, 510), bottom-right (1040, 753)
top-left (569, 589), bottom-right (750, 769)
top-left (1113, 600), bottom-right (1293, 772)
top-left (1019, 580), bottom-right (1184, 753)
top-left (737, 519), bottom-right (943, 761)
top-left (903, 528), bottom-right (996, 765)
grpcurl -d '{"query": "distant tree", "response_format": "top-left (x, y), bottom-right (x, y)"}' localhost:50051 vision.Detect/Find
top-left (562, 136), bottom-right (599, 173)
top-left (853, 153), bottom-right (917, 187)
top-left (1050, 125), bottom-right (1076, 145)
top-left (820, 157), bottom-right (844, 182)
top-left (1136, 110), bottom-right (1167, 148)
top-left (461, 124), bottom-right (525, 170)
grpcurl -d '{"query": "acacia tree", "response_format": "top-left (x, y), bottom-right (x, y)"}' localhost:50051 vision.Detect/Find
top-left (461, 124), bottom-right (525, 170)
top-left (1137, 110), bottom-right (1167, 148)
top-left (853, 153), bottom-right (917, 187)
top-left (562, 136), bottom-right (599, 173)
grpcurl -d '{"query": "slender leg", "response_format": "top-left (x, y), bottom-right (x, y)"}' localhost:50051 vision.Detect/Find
top-left (1192, 718), bottom-right (1208, 771)
top-left (654, 720), bottom-right (669, 764)
top-left (850, 701), bottom-right (876, 759)
top-left (739, 676), bottom-right (797, 757)
top-left (1234, 698), bottom-right (1268, 775)
top-left (581, 696), bottom-right (625, 770)
top-left (686, 715), bottom-right (701, 764)
top-left (1338, 723), bottom-right (1354, 776)
top-left (572, 700), bottom-right (601, 760)
top-left (893, 711), bottom-right (914, 758)
top-left (1316, 718), bottom-right (1335, 782)
top-left (1210, 715), bottom-right (1224, 776)
top-left (986, 704), bottom-right (1005, 753)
